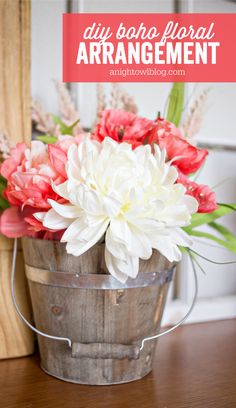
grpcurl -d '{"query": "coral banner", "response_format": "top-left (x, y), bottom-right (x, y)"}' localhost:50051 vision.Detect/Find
top-left (63, 13), bottom-right (236, 82)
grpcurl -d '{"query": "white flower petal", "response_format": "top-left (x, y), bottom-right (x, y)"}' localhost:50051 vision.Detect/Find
top-left (78, 217), bottom-right (109, 242)
top-left (109, 219), bottom-right (132, 245)
top-left (67, 144), bottom-right (82, 182)
top-left (66, 219), bottom-right (108, 257)
top-left (52, 180), bottom-right (70, 200)
top-left (61, 217), bottom-right (87, 242)
top-left (105, 247), bottom-right (128, 283)
top-left (126, 227), bottom-right (153, 259)
top-left (76, 186), bottom-right (103, 214)
top-left (105, 227), bottom-right (127, 261)
top-left (43, 209), bottom-right (72, 230)
top-left (66, 240), bottom-right (96, 258)
top-left (34, 212), bottom-right (47, 222)
top-left (48, 199), bottom-right (82, 218)
top-left (164, 166), bottom-right (178, 185)
top-left (170, 227), bottom-right (193, 247)
top-left (102, 195), bottom-right (121, 218)
top-left (104, 247), bottom-right (140, 283)
top-left (182, 194), bottom-right (199, 214)
top-left (152, 235), bottom-right (182, 262)
top-left (116, 254), bottom-right (139, 279)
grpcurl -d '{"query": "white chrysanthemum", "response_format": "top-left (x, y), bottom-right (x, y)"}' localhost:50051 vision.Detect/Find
top-left (35, 137), bottom-right (198, 282)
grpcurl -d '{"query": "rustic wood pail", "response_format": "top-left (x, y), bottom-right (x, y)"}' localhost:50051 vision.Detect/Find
top-left (21, 237), bottom-right (174, 385)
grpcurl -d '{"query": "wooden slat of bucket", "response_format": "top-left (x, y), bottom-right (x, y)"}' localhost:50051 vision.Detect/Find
top-left (22, 238), bottom-right (108, 275)
top-left (22, 237), bottom-right (172, 275)
top-left (0, 0), bottom-right (34, 359)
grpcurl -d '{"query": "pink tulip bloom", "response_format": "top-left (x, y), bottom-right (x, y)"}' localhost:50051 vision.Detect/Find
top-left (92, 109), bottom-right (154, 148)
top-left (148, 118), bottom-right (208, 175)
top-left (177, 171), bottom-right (217, 213)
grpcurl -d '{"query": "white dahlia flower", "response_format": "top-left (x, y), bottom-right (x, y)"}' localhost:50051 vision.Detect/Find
top-left (35, 137), bottom-right (198, 282)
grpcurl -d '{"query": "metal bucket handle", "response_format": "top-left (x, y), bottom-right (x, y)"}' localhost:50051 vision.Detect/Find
top-left (11, 238), bottom-right (198, 360)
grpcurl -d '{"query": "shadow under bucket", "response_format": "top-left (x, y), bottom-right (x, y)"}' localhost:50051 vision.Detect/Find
top-left (21, 237), bottom-right (174, 385)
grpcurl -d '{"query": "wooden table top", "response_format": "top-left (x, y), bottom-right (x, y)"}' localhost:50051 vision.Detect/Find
top-left (1, 319), bottom-right (236, 408)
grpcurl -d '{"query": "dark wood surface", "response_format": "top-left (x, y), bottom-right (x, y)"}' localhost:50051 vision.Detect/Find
top-left (1, 319), bottom-right (236, 408)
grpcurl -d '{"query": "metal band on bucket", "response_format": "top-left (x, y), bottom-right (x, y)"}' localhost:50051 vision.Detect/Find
top-left (12, 239), bottom-right (198, 353)
top-left (25, 264), bottom-right (174, 290)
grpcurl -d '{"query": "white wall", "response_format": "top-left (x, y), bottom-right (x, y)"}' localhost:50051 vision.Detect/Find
top-left (76, 0), bottom-right (175, 13)
top-left (185, 83), bottom-right (236, 146)
top-left (31, 0), bottom-right (67, 113)
top-left (184, 0), bottom-right (236, 146)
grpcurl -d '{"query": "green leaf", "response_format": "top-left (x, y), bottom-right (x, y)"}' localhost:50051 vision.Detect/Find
top-left (52, 115), bottom-right (67, 133)
top-left (166, 83), bottom-right (185, 126)
top-left (0, 184), bottom-right (5, 195)
top-left (187, 229), bottom-right (236, 254)
top-left (0, 175), bottom-right (7, 186)
top-left (185, 203), bottom-right (236, 231)
top-left (189, 250), bottom-right (206, 274)
top-left (37, 135), bottom-right (58, 144)
top-left (66, 118), bottom-right (80, 134)
top-left (179, 246), bottom-right (188, 254)
top-left (209, 222), bottom-right (236, 246)
top-left (0, 196), bottom-right (9, 210)
top-left (0, 176), bottom-right (7, 208)
top-left (0, 182), bottom-right (7, 192)
top-left (52, 115), bottom-right (80, 135)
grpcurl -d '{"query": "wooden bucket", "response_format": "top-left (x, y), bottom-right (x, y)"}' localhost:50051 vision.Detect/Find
top-left (22, 236), bottom-right (174, 385)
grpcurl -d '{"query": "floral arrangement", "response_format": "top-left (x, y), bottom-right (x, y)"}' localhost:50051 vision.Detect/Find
top-left (0, 83), bottom-right (235, 282)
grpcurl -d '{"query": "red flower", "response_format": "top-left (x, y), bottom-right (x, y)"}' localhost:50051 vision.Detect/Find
top-left (177, 172), bottom-right (217, 213)
top-left (1, 142), bottom-right (65, 209)
top-left (148, 118), bottom-right (208, 175)
top-left (0, 141), bottom-right (70, 238)
top-left (92, 109), bottom-right (154, 148)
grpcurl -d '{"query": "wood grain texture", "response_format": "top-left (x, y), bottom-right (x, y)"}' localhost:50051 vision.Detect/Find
top-left (0, 319), bottom-right (236, 408)
top-left (0, 245), bottom-right (33, 359)
top-left (71, 342), bottom-right (140, 360)
top-left (0, 0), bottom-right (33, 359)
top-left (22, 237), bottom-right (172, 385)
top-left (0, 0), bottom-right (31, 144)
top-left (22, 237), bottom-right (172, 275)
